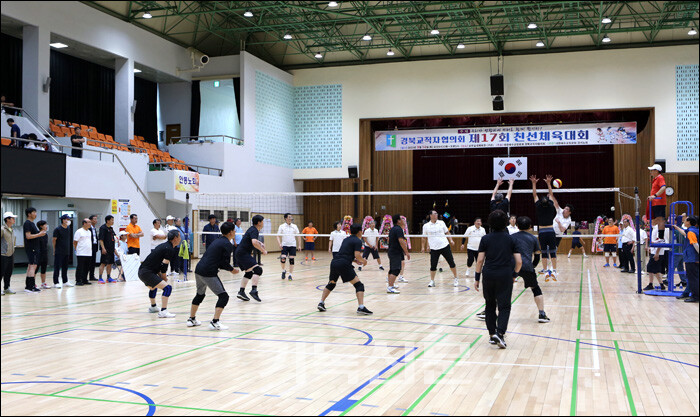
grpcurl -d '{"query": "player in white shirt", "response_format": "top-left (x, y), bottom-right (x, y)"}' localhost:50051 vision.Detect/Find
top-left (359, 220), bottom-right (385, 272)
top-left (507, 215), bottom-right (519, 235)
top-left (328, 221), bottom-right (348, 259)
top-left (277, 213), bottom-right (301, 281)
top-left (150, 219), bottom-right (167, 250)
top-left (644, 217), bottom-right (670, 291)
top-left (619, 218), bottom-right (637, 273)
top-left (421, 210), bottom-right (458, 287)
top-left (461, 218), bottom-right (486, 277)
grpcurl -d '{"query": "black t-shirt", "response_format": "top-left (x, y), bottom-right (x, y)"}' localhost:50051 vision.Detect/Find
top-left (388, 225), bottom-right (405, 256)
top-left (10, 124), bottom-right (20, 138)
top-left (70, 134), bottom-right (84, 157)
top-left (478, 230), bottom-right (517, 277)
top-left (335, 235), bottom-right (363, 264)
top-left (236, 226), bottom-right (259, 256)
top-left (98, 224), bottom-right (116, 251)
top-left (511, 231), bottom-right (540, 272)
top-left (489, 198), bottom-right (510, 214)
top-left (139, 241), bottom-right (177, 274)
top-left (195, 236), bottom-right (234, 277)
top-left (53, 225), bottom-right (73, 256)
top-left (535, 199), bottom-right (557, 226)
top-left (23, 220), bottom-right (40, 251)
top-left (37, 234), bottom-right (49, 261)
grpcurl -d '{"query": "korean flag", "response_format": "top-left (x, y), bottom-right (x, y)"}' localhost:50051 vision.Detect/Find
top-left (493, 157), bottom-right (528, 180)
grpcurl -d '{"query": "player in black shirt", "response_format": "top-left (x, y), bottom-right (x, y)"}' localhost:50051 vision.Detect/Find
top-left (317, 224), bottom-right (372, 315)
top-left (138, 230), bottom-right (181, 318)
top-left (23, 207), bottom-right (47, 292)
top-left (36, 220), bottom-right (50, 289)
top-left (387, 214), bottom-right (410, 294)
top-left (235, 215), bottom-right (267, 302)
top-left (188, 221), bottom-right (238, 330)
top-left (531, 175), bottom-right (559, 280)
top-left (490, 178), bottom-right (514, 214)
top-left (98, 215), bottom-right (117, 282)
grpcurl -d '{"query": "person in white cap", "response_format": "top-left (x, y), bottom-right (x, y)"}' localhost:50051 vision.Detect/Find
top-left (647, 164), bottom-right (667, 227)
top-left (164, 215), bottom-right (179, 276)
top-left (115, 230), bottom-right (130, 281)
top-left (1, 212), bottom-right (18, 295)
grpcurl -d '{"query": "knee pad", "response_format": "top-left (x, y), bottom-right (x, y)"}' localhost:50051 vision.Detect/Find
top-left (289, 258), bottom-right (294, 265)
top-left (604, 252), bottom-right (611, 257)
top-left (353, 281), bottom-right (365, 293)
top-left (531, 285), bottom-right (543, 297)
top-left (280, 257), bottom-right (286, 264)
top-left (216, 292), bottom-right (229, 308)
top-left (148, 289), bottom-right (157, 299)
top-left (243, 271), bottom-right (254, 279)
top-left (389, 269), bottom-right (401, 276)
top-left (162, 284), bottom-right (172, 297)
top-left (253, 266), bottom-right (263, 276)
top-left (192, 293), bottom-right (206, 305)
top-left (325, 281), bottom-right (337, 291)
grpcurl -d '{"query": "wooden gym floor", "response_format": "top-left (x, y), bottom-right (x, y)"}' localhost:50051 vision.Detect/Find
top-left (1, 253), bottom-right (698, 416)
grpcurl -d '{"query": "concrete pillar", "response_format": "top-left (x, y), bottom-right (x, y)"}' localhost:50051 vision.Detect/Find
top-left (114, 57), bottom-right (134, 144)
top-left (21, 24), bottom-right (50, 128)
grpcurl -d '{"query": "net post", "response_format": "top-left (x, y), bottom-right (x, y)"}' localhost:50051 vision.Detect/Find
top-left (634, 187), bottom-right (642, 294)
top-left (184, 192), bottom-right (190, 281)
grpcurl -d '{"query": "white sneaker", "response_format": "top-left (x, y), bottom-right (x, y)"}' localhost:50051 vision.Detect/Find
top-left (158, 310), bottom-right (176, 318)
top-left (428, 280), bottom-right (435, 287)
top-left (187, 317), bottom-right (202, 327)
top-left (148, 306), bottom-right (160, 313)
top-left (41, 283), bottom-right (51, 289)
top-left (567, 253), bottom-right (571, 259)
top-left (584, 254), bottom-right (589, 258)
top-left (465, 270), bottom-right (470, 277)
top-left (454, 278), bottom-right (459, 287)
top-left (64, 282), bottom-right (75, 287)
top-left (54, 283), bottom-right (63, 289)
top-left (385, 277), bottom-right (389, 283)
top-left (386, 286), bottom-right (400, 294)
top-left (397, 276), bottom-right (407, 283)
top-left (4, 288), bottom-right (16, 294)
top-left (209, 321), bottom-right (229, 330)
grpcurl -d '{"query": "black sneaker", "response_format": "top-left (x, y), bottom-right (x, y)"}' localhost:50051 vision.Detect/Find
top-left (317, 302), bottom-right (326, 312)
top-left (288, 275), bottom-right (293, 281)
top-left (491, 333), bottom-right (507, 349)
top-left (237, 290), bottom-right (250, 301)
top-left (684, 297), bottom-right (699, 303)
top-left (476, 311), bottom-right (486, 320)
top-left (628, 270), bottom-right (636, 274)
top-left (620, 269), bottom-right (629, 273)
top-left (249, 290), bottom-right (261, 302)
top-left (677, 294), bottom-right (690, 300)
top-left (31, 287), bottom-right (41, 292)
top-left (659, 283), bottom-right (666, 290)
top-left (84, 281), bottom-right (92, 285)
top-left (663, 279), bottom-right (668, 286)
top-left (379, 266), bottom-right (385, 271)
top-left (357, 306), bottom-right (373, 315)
top-left (643, 283), bottom-right (654, 291)
top-left (358, 266), bottom-right (362, 271)
top-left (281, 271), bottom-right (286, 280)
top-left (538, 312), bottom-right (551, 323)
top-left (76, 282), bottom-right (85, 286)
top-left (488, 333), bottom-right (505, 344)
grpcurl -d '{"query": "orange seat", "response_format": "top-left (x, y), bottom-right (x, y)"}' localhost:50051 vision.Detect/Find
top-left (89, 131), bottom-right (99, 139)
top-left (97, 133), bottom-right (106, 141)
top-left (1, 138), bottom-right (11, 146)
top-left (60, 126), bottom-right (72, 136)
top-left (105, 135), bottom-right (113, 142)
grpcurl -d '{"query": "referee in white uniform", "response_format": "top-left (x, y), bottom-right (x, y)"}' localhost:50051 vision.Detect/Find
top-left (277, 213), bottom-right (301, 281)
top-left (421, 210), bottom-right (459, 287)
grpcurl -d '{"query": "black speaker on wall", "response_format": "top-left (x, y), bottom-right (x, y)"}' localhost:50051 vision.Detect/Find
top-left (492, 95), bottom-right (504, 111)
top-left (490, 74), bottom-right (504, 95)
top-left (348, 165), bottom-right (358, 178)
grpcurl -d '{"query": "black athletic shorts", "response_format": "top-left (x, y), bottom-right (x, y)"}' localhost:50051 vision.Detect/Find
top-left (26, 248), bottom-right (39, 265)
top-left (603, 243), bottom-right (617, 253)
top-left (281, 246), bottom-right (297, 257)
top-left (100, 251), bottom-right (114, 265)
top-left (38, 259), bottom-right (48, 274)
top-left (236, 252), bottom-right (257, 271)
top-left (304, 242), bottom-right (315, 251)
top-left (571, 241), bottom-right (582, 249)
top-left (138, 269), bottom-right (163, 288)
top-left (363, 246), bottom-right (380, 260)
top-left (519, 269), bottom-right (538, 288)
top-left (329, 260), bottom-right (356, 283)
top-left (538, 231), bottom-right (558, 255)
top-left (388, 252), bottom-right (404, 272)
top-left (128, 247), bottom-right (140, 255)
top-left (647, 254), bottom-right (666, 274)
top-left (556, 237), bottom-right (563, 248)
top-left (651, 205), bottom-right (665, 219)
top-left (467, 249), bottom-right (478, 267)
top-left (430, 246), bottom-right (456, 271)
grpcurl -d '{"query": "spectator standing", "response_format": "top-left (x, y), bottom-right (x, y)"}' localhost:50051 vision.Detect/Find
top-left (73, 219), bottom-right (93, 286)
top-left (644, 217), bottom-right (670, 291)
top-left (52, 214), bottom-right (74, 288)
top-left (71, 127), bottom-right (86, 158)
top-left (164, 216), bottom-right (179, 275)
top-left (202, 214), bottom-right (219, 251)
top-left (88, 215), bottom-right (99, 281)
top-left (1, 212), bottom-right (18, 295)
top-left (6, 118), bottom-right (20, 147)
top-left (620, 218), bottom-right (637, 273)
top-left (151, 219), bottom-right (167, 250)
top-left (98, 215), bottom-right (117, 283)
top-left (126, 214), bottom-right (144, 255)
top-left (23, 207), bottom-right (46, 293)
top-left (301, 221), bottom-right (319, 261)
top-left (673, 216), bottom-right (698, 302)
top-left (36, 220), bottom-right (50, 289)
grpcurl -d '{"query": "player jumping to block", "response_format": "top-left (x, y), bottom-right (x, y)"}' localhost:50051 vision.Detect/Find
top-left (422, 210), bottom-right (459, 287)
top-left (490, 178), bottom-right (514, 215)
top-left (137, 230), bottom-right (180, 318)
top-left (386, 214), bottom-right (410, 294)
top-left (317, 223), bottom-right (372, 315)
top-left (235, 215), bottom-right (267, 302)
top-left (530, 175), bottom-right (559, 281)
top-left (277, 213), bottom-right (301, 281)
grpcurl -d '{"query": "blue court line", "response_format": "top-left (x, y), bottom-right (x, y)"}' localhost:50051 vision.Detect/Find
top-left (296, 397), bottom-right (313, 401)
top-left (11, 373), bottom-right (25, 376)
top-left (264, 394), bottom-right (280, 397)
top-left (1, 329), bottom-right (74, 346)
top-left (36, 376), bottom-right (51, 378)
top-left (361, 404), bottom-right (379, 408)
top-left (172, 386), bottom-right (188, 390)
top-left (431, 412), bottom-right (449, 416)
top-left (115, 382), bottom-right (131, 385)
top-left (203, 389), bottom-right (218, 392)
top-left (233, 391), bottom-right (249, 395)
top-left (396, 408), bottom-right (407, 412)
top-left (62, 377), bottom-right (77, 380)
top-left (143, 384), bottom-right (159, 387)
top-left (319, 347), bottom-right (419, 416)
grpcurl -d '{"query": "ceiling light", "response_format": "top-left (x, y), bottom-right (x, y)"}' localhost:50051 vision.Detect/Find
top-left (315, 52), bottom-right (323, 59)
top-left (133, 68), bottom-right (142, 73)
top-left (283, 33), bottom-right (293, 40)
top-left (386, 49), bottom-right (395, 56)
top-left (430, 29), bottom-right (440, 35)
top-left (362, 34), bottom-right (372, 41)
top-left (328, 1), bottom-right (338, 7)
top-left (50, 42), bottom-right (68, 48)
top-left (689, 28), bottom-right (698, 36)
top-left (602, 35), bottom-right (611, 43)
top-left (536, 41), bottom-right (545, 47)
top-left (243, 10), bottom-right (253, 17)
top-left (528, 22), bottom-right (537, 29)
top-left (456, 43), bottom-right (465, 49)
top-left (601, 17), bottom-right (612, 24)
top-left (143, 12), bottom-right (152, 19)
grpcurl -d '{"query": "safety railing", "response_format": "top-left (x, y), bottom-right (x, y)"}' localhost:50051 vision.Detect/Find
top-left (1, 104), bottom-right (60, 146)
top-left (148, 162), bottom-right (223, 176)
top-left (171, 135), bottom-right (244, 145)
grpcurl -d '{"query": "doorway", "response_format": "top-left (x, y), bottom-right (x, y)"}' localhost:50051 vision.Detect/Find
top-left (166, 124), bottom-right (181, 145)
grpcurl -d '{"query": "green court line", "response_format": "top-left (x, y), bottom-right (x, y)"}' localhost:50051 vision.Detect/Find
top-left (570, 339), bottom-right (580, 416)
top-left (1, 390), bottom-right (269, 416)
top-left (51, 325), bottom-right (272, 395)
top-left (594, 264), bottom-right (615, 332)
top-left (339, 334), bottom-right (449, 416)
top-left (401, 335), bottom-right (482, 415)
top-left (1, 319), bottom-right (117, 344)
top-left (581, 347), bottom-right (698, 355)
top-left (614, 340), bottom-right (637, 416)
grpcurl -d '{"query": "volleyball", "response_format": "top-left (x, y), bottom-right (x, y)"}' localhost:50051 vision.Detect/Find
top-left (553, 179), bottom-right (563, 188)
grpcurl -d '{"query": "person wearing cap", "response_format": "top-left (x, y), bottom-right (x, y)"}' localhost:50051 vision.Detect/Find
top-left (647, 164), bottom-right (667, 226)
top-left (115, 231), bottom-right (130, 281)
top-left (1, 212), bottom-right (18, 295)
top-left (98, 215), bottom-right (117, 283)
top-left (52, 214), bottom-right (74, 288)
top-left (164, 215), bottom-right (179, 275)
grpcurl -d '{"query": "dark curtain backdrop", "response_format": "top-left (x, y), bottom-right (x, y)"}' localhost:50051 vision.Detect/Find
top-left (233, 77), bottom-right (241, 123)
top-left (134, 76), bottom-right (157, 143)
top-left (190, 80), bottom-right (200, 137)
top-left (0, 33), bottom-right (23, 108)
top-left (50, 50), bottom-right (115, 136)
